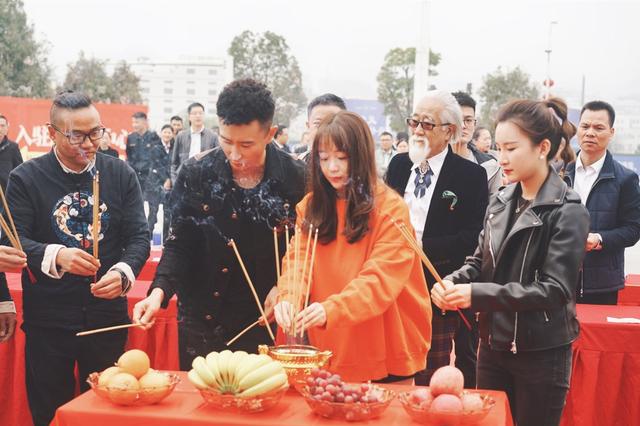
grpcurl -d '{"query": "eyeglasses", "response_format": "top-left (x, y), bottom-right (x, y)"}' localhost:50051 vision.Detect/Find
top-left (48, 123), bottom-right (106, 145)
top-left (406, 118), bottom-right (451, 131)
top-left (463, 118), bottom-right (477, 127)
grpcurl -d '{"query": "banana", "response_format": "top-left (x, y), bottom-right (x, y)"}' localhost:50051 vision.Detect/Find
top-left (216, 350), bottom-right (233, 386)
top-left (227, 350), bottom-right (248, 384)
top-left (192, 356), bottom-right (217, 387)
top-left (237, 360), bottom-right (285, 392)
top-left (235, 354), bottom-right (273, 385)
top-left (188, 368), bottom-right (209, 390)
top-left (237, 373), bottom-right (288, 398)
top-left (205, 352), bottom-right (224, 389)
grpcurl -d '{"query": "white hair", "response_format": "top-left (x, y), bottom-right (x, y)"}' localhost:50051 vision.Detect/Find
top-left (419, 90), bottom-right (463, 143)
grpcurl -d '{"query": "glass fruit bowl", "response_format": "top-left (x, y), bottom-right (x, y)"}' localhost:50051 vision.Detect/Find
top-left (258, 344), bottom-right (332, 388)
top-left (398, 391), bottom-right (496, 425)
top-left (197, 383), bottom-right (289, 413)
top-left (299, 385), bottom-right (395, 422)
top-left (87, 371), bottom-right (180, 406)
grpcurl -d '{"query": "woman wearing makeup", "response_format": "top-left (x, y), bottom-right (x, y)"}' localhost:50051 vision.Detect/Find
top-left (431, 98), bottom-right (588, 426)
top-left (274, 111), bottom-right (432, 383)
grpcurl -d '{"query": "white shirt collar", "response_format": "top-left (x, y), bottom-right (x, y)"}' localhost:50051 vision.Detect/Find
top-left (576, 152), bottom-right (606, 175)
top-left (190, 126), bottom-right (204, 135)
top-left (413, 146), bottom-right (448, 177)
top-left (53, 147), bottom-right (95, 175)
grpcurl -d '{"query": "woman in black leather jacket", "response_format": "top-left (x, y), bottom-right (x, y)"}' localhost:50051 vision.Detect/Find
top-left (431, 98), bottom-right (589, 426)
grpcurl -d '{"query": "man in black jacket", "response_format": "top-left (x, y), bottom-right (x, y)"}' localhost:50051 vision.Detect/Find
top-left (564, 100), bottom-right (640, 305)
top-left (133, 79), bottom-right (306, 369)
top-left (386, 90), bottom-right (488, 385)
top-left (148, 124), bottom-right (174, 243)
top-left (0, 115), bottom-right (24, 191)
top-left (6, 91), bottom-right (150, 426)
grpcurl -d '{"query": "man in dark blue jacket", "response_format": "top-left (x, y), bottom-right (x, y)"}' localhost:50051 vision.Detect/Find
top-left (7, 91), bottom-right (150, 426)
top-left (565, 100), bottom-right (640, 305)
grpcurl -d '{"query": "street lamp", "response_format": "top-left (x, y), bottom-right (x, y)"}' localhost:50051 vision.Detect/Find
top-left (544, 21), bottom-right (558, 99)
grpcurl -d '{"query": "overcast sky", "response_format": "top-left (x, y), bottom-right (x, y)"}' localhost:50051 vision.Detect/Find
top-left (22, 0), bottom-right (640, 109)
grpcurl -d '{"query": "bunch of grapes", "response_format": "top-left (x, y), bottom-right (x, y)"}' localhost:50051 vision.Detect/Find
top-left (305, 368), bottom-right (383, 404)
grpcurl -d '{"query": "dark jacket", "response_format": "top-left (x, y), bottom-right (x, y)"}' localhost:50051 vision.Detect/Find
top-left (171, 128), bottom-right (218, 183)
top-left (447, 170), bottom-right (589, 353)
top-left (151, 144), bottom-right (306, 347)
top-left (5, 150), bottom-right (150, 330)
top-left (126, 130), bottom-right (161, 190)
top-left (99, 146), bottom-right (120, 158)
top-left (564, 151), bottom-right (640, 294)
top-left (0, 137), bottom-right (23, 191)
top-left (0, 273), bottom-right (9, 303)
top-left (385, 148), bottom-right (489, 317)
top-left (147, 140), bottom-right (173, 193)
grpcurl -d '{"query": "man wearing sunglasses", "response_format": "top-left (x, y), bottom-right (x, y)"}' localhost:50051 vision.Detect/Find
top-left (4, 90), bottom-right (150, 426)
top-left (386, 90), bottom-right (487, 386)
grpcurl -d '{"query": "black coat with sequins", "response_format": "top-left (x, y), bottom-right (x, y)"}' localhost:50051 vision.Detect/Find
top-left (150, 144), bottom-right (306, 350)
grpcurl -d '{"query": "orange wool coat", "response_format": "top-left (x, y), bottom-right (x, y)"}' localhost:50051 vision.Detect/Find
top-left (278, 183), bottom-right (432, 381)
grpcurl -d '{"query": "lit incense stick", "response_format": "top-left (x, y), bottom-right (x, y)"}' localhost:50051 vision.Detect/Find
top-left (225, 318), bottom-right (261, 346)
top-left (228, 239), bottom-right (276, 343)
top-left (300, 228), bottom-right (319, 337)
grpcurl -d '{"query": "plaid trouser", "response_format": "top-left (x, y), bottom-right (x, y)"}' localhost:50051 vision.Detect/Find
top-left (414, 312), bottom-right (459, 385)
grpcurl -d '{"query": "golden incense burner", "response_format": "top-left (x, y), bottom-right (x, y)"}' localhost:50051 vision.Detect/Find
top-left (258, 344), bottom-right (332, 388)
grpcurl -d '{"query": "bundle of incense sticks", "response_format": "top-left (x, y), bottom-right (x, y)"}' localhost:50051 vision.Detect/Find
top-left (0, 185), bottom-right (21, 253)
top-left (279, 224), bottom-right (319, 341)
top-left (92, 171), bottom-right (100, 283)
top-left (391, 218), bottom-right (472, 330)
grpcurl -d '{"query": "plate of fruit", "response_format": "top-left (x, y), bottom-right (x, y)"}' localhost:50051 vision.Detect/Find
top-left (187, 350), bottom-right (289, 413)
top-left (299, 368), bottom-right (396, 422)
top-left (399, 366), bottom-right (495, 425)
top-left (88, 349), bottom-right (180, 406)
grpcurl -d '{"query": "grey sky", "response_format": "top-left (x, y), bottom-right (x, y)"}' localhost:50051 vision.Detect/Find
top-left (23, 0), bottom-right (640, 109)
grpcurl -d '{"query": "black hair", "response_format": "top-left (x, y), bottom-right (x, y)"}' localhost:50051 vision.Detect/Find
top-left (161, 124), bottom-right (173, 132)
top-left (396, 131), bottom-right (408, 142)
top-left (581, 100), bottom-right (615, 127)
top-left (50, 90), bottom-right (93, 123)
top-left (380, 131), bottom-right (393, 139)
top-left (275, 125), bottom-right (288, 138)
top-left (496, 97), bottom-right (576, 161)
top-left (188, 102), bottom-right (205, 114)
top-left (307, 93), bottom-right (346, 117)
top-left (132, 111), bottom-right (147, 120)
top-left (216, 79), bottom-right (275, 127)
top-left (0, 115), bottom-right (7, 123)
top-left (170, 115), bottom-right (183, 122)
top-left (451, 91), bottom-right (476, 113)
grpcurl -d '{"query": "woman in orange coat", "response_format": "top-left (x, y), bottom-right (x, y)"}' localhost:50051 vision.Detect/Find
top-left (274, 111), bottom-right (432, 383)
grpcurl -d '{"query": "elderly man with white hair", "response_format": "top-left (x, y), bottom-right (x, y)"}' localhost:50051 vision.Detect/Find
top-left (386, 90), bottom-right (488, 386)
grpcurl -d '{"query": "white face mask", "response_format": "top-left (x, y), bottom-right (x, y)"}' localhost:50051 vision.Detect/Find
top-left (408, 135), bottom-right (431, 165)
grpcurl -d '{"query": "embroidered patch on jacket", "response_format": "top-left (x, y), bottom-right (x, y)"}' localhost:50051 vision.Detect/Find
top-left (51, 191), bottom-right (110, 249)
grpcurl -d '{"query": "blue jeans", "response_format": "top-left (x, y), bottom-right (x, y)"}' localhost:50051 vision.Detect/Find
top-left (477, 342), bottom-right (572, 426)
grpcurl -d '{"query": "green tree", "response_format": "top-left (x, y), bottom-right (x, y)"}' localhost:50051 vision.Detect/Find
top-left (478, 66), bottom-right (540, 128)
top-left (109, 61), bottom-right (142, 104)
top-left (61, 52), bottom-right (112, 102)
top-left (376, 47), bottom-right (441, 132)
top-left (228, 30), bottom-right (306, 125)
top-left (0, 0), bottom-right (52, 97)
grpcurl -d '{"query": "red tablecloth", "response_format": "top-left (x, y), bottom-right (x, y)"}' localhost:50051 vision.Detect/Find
top-left (0, 267), bottom-right (178, 426)
top-left (561, 304), bottom-right (640, 426)
top-left (52, 371), bottom-right (513, 426)
top-left (619, 275), bottom-right (640, 305)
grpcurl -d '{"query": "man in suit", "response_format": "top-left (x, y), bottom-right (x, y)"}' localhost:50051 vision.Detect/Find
top-left (272, 125), bottom-right (290, 153)
top-left (386, 90), bottom-right (488, 385)
top-left (564, 100), bottom-right (640, 305)
top-left (171, 102), bottom-right (219, 183)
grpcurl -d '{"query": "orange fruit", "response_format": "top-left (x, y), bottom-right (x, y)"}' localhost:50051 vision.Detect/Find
top-left (117, 349), bottom-right (150, 379)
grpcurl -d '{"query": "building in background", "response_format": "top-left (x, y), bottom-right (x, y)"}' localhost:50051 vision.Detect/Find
top-left (121, 56), bottom-right (234, 128)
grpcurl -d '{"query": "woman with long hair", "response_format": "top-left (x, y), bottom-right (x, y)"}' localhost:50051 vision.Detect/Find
top-left (274, 111), bottom-right (432, 383)
top-left (431, 98), bottom-right (589, 426)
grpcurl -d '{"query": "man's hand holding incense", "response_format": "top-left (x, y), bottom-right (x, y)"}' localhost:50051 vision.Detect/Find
top-left (56, 248), bottom-right (100, 276)
top-left (0, 246), bottom-right (26, 272)
top-left (91, 270), bottom-right (122, 299)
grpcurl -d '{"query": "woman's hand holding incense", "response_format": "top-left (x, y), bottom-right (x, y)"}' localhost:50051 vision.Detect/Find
top-left (260, 286), bottom-right (279, 325)
top-left (273, 301), bottom-right (294, 332)
top-left (295, 302), bottom-right (326, 332)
